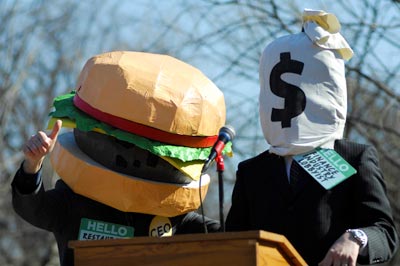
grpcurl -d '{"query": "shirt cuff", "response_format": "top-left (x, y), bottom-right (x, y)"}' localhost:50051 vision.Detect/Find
top-left (13, 163), bottom-right (43, 194)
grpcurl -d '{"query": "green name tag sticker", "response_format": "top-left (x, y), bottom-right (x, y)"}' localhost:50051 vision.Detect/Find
top-left (293, 148), bottom-right (357, 190)
top-left (78, 218), bottom-right (134, 240)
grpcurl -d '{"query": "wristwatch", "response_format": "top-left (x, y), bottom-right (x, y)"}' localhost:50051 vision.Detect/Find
top-left (346, 229), bottom-right (368, 247)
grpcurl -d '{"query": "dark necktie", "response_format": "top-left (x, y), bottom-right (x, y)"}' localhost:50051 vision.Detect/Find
top-left (290, 160), bottom-right (302, 191)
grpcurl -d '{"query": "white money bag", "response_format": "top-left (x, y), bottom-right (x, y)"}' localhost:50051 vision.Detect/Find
top-left (259, 9), bottom-right (353, 156)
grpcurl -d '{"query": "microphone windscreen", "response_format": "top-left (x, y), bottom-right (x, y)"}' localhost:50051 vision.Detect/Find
top-left (219, 125), bottom-right (236, 141)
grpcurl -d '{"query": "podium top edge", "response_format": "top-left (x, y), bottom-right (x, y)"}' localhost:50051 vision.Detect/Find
top-left (69, 230), bottom-right (288, 248)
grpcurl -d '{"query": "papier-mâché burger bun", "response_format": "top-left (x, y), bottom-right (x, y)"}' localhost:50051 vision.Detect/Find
top-left (73, 51), bottom-right (226, 147)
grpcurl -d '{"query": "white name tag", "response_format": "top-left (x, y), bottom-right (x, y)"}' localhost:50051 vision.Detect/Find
top-left (293, 148), bottom-right (357, 190)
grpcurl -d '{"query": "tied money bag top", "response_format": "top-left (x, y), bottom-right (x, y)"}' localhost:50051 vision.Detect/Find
top-left (259, 8), bottom-right (354, 156)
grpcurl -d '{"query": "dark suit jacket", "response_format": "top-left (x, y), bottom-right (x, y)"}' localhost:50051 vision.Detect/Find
top-left (225, 140), bottom-right (398, 265)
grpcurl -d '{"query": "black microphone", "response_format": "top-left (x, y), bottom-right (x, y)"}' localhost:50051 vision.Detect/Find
top-left (202, 125), bottom-right (235, 173)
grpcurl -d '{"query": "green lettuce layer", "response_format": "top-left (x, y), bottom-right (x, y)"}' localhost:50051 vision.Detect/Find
top-left (49, 91), bottom-right (232, 162)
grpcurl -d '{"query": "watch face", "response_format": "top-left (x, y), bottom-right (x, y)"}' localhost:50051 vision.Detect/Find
top-left (348, 229), bottom-right (367, 246)
top-left (354, 230), bottom-right (362, 238)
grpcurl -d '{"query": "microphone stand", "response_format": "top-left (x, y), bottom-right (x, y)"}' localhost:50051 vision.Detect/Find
top-left (216, 152), bottom-right (225, 232)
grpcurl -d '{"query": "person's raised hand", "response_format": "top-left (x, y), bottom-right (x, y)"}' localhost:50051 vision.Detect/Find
top-left (22, 120), bottom-right (62, 174)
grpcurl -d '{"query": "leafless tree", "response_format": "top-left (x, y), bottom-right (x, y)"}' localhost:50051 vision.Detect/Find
top-left (1, 0), bottom-right (399, 265)
top-left (0, 0), bottom-right (152, 265)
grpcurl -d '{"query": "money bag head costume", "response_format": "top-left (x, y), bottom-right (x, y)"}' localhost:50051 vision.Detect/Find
top-left (259, 9), bottom-right (353, 156)
top-left (47, 51), bottom-right (230, 217)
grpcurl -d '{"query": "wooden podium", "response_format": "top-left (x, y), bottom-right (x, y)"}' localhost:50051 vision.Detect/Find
top-left (69, 230), bottom-right (307, 266)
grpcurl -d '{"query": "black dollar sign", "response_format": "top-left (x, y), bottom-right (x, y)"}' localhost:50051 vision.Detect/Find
top-left (270, 52), bottom-right (306, 128)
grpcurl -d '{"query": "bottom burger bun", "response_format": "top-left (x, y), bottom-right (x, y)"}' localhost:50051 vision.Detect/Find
top-left (50, 132), bottom-right (210, 217)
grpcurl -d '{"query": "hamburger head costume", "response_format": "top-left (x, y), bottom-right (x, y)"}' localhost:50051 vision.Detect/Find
top-left (47, 51), bottom-right (231, 217)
